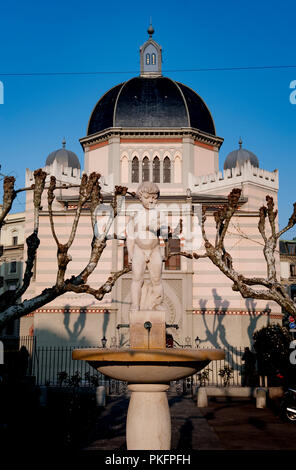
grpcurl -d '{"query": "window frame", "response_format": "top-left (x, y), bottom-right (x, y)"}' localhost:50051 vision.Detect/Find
top-left (142, 156), bottom-right (150, 182)
top-left (10, 261), bottom-right (17, 273)
top-left (163, 156), bottom-right (171, 183)
top-left (132, 156), bottom-right (139, 183)
top-left (153, 156), bottom-right (160, 183)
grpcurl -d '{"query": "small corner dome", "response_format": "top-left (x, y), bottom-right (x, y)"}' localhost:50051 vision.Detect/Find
top-left (224, 138), bottom-right (259, 170)
top-left (45, 139), bottom-right (81, 169)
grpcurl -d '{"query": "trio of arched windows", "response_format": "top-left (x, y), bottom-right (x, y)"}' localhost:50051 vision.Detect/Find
top-left (131, 156), bottom-right (171, 183)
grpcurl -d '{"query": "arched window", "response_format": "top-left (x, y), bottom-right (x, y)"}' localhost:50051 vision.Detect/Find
top-left (142, 157), bottom-right (150, 182)
top-left (174, 156), bottom-right (182, 183)
top-left (153, 156), bottom-right (160, 183)
top-left (132, 157), bottom-right (139, 183)
top-left (152, 53), bottom-right (156, 65)
top-left (146, 53), bottom-right (150, 65)
top-left (163, 157), bottom-right (171, 183)
top-left (121, 156), bottom-right (128, 183)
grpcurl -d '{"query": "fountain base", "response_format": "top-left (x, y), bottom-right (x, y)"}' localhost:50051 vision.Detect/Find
top-left (127, 384), bottom-right (171, 450)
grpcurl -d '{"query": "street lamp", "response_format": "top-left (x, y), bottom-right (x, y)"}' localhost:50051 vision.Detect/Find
top-left (195, 336), bottom-right (200, 348)
top-left (101, 336), bottom-right (107, 348)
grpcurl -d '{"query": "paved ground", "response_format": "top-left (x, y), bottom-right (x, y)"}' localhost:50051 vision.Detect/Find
top-left (81, 393), bottom-right (296, 451)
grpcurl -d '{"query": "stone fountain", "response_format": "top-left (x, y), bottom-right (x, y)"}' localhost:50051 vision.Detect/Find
top-left (72, 182), bottom-right (225, 450)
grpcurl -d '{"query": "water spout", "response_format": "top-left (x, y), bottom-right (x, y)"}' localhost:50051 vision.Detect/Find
top-left (144, 321), bottom-right (152, 349)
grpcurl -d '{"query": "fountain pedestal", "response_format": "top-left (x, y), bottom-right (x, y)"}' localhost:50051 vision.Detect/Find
top-left (72, 348), bottom-right (225, 449)
top-left (127, 384), bottom-right (171, 450)
top-left (129, 310), bottom-right (166, 349)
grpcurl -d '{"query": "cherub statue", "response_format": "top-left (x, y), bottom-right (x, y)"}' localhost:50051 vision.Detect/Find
top-left (126, 181), bottom-right (168, 311)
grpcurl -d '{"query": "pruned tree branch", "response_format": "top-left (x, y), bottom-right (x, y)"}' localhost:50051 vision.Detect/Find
top-left (0, 176), bottom-right (17, 230)
top-left (65, 265), bottom-right (132, 300)
top-left (0, 172), bottom-right (131, 330)
top-left (201, 188), bottom-right (296, 319)
top-left (0, 170), bottom-right (47, 313)
top-left (48, 172), bottom-right (101, 288)
top-left (164, 251), bottom-right (208, 261)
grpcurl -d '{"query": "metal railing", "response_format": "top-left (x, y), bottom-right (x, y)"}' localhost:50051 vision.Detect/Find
top-left (30, 343), bottom-right (245, 390)
top-left (0, 337), bottom-right (246, 391)
top-left (170, 346), bottom-right (246, 394)
top-left (200, 346), bottom-right (244, 387)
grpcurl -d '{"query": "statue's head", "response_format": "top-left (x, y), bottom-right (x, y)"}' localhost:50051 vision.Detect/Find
top-left (136, 182), bottom-right (160, 210)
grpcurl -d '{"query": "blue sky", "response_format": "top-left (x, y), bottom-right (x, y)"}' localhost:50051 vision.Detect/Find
top-left (0, 0), bottom-right (295, 237)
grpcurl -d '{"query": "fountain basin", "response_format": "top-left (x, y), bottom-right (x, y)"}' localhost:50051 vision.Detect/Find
top-left (72, 348), bottom-right (225, 383)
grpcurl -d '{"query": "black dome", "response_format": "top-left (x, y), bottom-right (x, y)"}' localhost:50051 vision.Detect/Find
top-left (87, 77), bottom-right (215, 136)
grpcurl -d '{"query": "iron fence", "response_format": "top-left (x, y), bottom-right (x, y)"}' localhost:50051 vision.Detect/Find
top-left (30, 343), bottom-right (245, 391)
top-left (170, 346), bottom-right (245, 394)
top-left (0, 337), bottom-right (246, 392)
top-left (199, 346), bottom-right (244, 387)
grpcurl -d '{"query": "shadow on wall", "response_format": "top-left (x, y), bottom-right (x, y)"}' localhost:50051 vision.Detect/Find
top-left (63, 305), bottom-right (86, 344)
top-left (34, 328), bottom-right (92, 347)
top-left (40, 303), bottom-right (110, 346)
top-left (198, 289), bottom-right (271, 370)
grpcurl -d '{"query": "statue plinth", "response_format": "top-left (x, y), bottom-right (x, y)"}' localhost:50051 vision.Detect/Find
top-left (129, 310), bottom-right (166, 349)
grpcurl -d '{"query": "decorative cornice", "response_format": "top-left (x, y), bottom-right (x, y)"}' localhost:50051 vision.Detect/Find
top-left (3, 244), bottom-right (24, 251)
top-left (88, 141), bottom-right (109, 151)
top-left (80, 127), bottom-right (223, 150)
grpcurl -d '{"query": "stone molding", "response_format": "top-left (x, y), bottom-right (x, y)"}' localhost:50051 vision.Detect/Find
top-left (80, 127), bottom-right (223, 150)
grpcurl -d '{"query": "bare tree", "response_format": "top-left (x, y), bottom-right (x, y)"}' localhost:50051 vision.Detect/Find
top-left (198, 188), bottom-right (296, 319)
top-left (1, 174), bottom-right (295, 330)
top-left (0, 170), bottom-right (133, 330)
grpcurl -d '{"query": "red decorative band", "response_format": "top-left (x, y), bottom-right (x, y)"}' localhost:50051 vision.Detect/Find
top-left (194, 141), bottom-right (213, 150)
top-left (89, 141), bottom-right (109, 150)
top-left (193, 309), bottom-right (281, 318)
top-left (120, 138), bottom-right (183, 144)
top-left (26, 308), bottom-right (110, 317)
